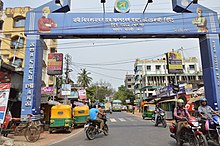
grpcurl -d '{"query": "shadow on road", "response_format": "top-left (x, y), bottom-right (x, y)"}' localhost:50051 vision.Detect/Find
top-left (168, 140), bottom-right (218, 146)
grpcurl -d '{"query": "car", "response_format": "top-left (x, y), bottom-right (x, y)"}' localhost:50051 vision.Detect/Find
top-left (122, 105), bottom-right (127, 111)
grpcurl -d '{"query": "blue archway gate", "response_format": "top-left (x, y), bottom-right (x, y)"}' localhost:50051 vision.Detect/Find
top-left (21, 0), bottom-right (220, 119)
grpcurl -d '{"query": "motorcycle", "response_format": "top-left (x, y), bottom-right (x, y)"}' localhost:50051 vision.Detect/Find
top-left (154, 109), bottom-right (167, 128)
top-left (84, 115), bottom-right (109, 140)
top-left (201, 114), bottom-right (220, 145)
top-left (169, 116), bottom-right (208, 146)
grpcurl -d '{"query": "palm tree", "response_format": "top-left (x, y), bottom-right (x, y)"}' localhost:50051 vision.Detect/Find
top-left (77, 69), bottom-right (92, 88)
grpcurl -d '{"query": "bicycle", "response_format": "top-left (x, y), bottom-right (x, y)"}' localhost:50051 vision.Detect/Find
top-left (3, 114), bottom-right (41, 142)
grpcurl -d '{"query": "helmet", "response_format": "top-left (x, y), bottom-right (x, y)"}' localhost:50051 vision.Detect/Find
top-left (177, 99), bottom-right (184, 104)
top-left (200, 98), bottom-right (207, 103)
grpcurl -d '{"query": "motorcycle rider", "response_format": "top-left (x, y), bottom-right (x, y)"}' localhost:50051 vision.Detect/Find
top-left (174, 99), bottom-right (190, 146)
top-left (198, 98), bottom-right (220, 132)
top-left (153, 103), bottom-right (162, 123)
top-left (89, 104), bottom-right (105, 132)
top-left (198, 98), bottom-right (220, 119)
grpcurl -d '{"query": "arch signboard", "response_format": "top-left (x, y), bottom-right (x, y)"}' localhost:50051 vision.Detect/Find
top-left (21, 0), bottom-right (220, 119)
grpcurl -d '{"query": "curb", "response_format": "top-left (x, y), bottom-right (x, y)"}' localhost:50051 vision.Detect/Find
top-left (46, 128), bottom-right (83, 146)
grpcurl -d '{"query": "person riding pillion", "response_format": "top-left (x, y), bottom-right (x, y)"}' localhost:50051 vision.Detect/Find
top-left (89, 104), bottom-right (105, 132)
top-left (174, 99), bottom-right (190, 146)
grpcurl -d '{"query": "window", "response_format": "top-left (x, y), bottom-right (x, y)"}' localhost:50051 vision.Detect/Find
top-left (11, 36), bottom-right (24, 49)
top-left (183, 65), bottom-right (185, 70)
top-left (50, 48), bottom-right (56, 53)
top-left (10, 58), bottom-right (23, 67)
top-left (147, 65), bottom-right (151, 71)
top-left (14, 16), bottom-right (25, 27)
top-left (189, 65), bottom-right (195, 70)
top-left (128, 85), bottom-right (132, 88)
top-left (128, 79), bottom-right (131, 82)
top-left (156, 65), bottom-right (161, 70)
top-left (0, 20), bottom-right (3, 30)
top-left (3, 54), bottom-right (9, 59)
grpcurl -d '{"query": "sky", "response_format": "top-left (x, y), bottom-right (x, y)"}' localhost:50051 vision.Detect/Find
top-left (2, 0), bottom-right (220, 89)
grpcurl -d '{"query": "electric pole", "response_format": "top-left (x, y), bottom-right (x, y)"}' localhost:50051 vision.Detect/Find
top-left (64, 54), bottom-right (72, 84)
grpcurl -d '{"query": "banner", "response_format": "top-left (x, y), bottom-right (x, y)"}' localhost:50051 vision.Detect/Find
top-left (0, 83), bottom-right (10, 124)
top-left (61, 84), bottom-right (71, 95)
top-left (41, 86), bottom-right (54, 95)
top-left (67, 91), bottom-right (79, 99)
top-left (47, 53), bottom-right (63, 75)
top-left (166, 52), bottom-right (183, 74)
top-left (78, 89), bottom-right (87, 100)
top-left (185, 84), bottom-right (193, 95)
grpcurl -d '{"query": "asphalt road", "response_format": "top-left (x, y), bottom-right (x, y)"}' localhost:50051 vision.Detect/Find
top-left (51, 112), bottom-right (216, 146)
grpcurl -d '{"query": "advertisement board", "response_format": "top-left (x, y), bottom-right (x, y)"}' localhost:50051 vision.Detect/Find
top-left (41, 86), bottom-right (54, 95)
top-left (47, 53), bottom-right (63, 75)
top-left (78, 89), bottom-right (87, 100)
top-left (166, 51), bottom-right (183, 74)
top-left (61, 84), bottom-right (71, 96)
top-left (0, 83), bottom-right (10, 124)
top-left (185, 84), bottom-right (193, 95)
top-left (68, 91), bottom-right (79, 99)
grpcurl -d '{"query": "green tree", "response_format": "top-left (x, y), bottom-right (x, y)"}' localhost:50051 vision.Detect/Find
top-left (77, 68), bottom-right (92, 88)
top-left (86, 81), bottom-right (114, 102)
top-left (113, 85), bottom-right (134, 104)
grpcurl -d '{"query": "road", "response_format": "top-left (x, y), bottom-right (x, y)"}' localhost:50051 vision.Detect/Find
top-left (51, 112), bottom-right (216, 146)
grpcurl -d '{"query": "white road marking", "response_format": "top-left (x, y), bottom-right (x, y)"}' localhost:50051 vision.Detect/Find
top-left (126, 117), bottom-right (135, 121)
top-left (118, 118), bottom-right (126, 122)
top-left (110, 118), bottom-right (117, 122)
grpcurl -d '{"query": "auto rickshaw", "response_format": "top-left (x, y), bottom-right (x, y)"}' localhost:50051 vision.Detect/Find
top-left (142, 103), bottom-right (156, 119)
top-left (73, 105), bottom-right (89, 127)
top-left (49, 104), bottom-right (72, 133)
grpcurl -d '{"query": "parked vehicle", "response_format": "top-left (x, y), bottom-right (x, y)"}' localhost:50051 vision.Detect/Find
top-left (200, 114), bottom-right (220, 145)
top-left (73, 105), bottom-right (89, 127)
top-left (153, 108), bottom-right (167, 128)
top-left (84, 115), bottom-right (108, 140)
top-left (169, 116), bottom-right (208, 146)
top-left (49, 105), bottom-right (72, 133)
top-left (142, 104), bottom-right (155, 119)
top-left (1, 114), bottom-right (41, 142)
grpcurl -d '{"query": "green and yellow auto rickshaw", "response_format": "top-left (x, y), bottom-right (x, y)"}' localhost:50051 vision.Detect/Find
top-left (142, 103), bottom-right (156, 119)
top-left (73, 105), bottom-right (89, 127)
top-left (49, 104), bottom-right (72, 133)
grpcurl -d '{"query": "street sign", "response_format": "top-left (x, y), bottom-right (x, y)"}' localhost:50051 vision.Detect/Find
top-left (61, 84), bottom-right (71, 95)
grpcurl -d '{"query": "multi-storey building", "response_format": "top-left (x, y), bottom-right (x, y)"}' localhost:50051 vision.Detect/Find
top-left (134, 56), bottom-right (203, 99)
top-left (124, 74), bottom-right (135, 92)
top-left (0, 7), bottom-right (57, 86)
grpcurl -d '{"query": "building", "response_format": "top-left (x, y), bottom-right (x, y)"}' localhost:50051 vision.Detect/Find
top-left (134, 56), bottom-right (203, 99)
top-left (124, 74), bottom-right (135, 92)
top-left (0, 7), bottom-right (57, 86)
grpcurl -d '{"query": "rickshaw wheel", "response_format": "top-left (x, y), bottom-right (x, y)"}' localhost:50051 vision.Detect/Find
top-left (25, 126), bottom-right (40, 142)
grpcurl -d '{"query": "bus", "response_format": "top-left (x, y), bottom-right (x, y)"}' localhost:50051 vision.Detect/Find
top-left (112, 100), bottom-right (122, 112)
